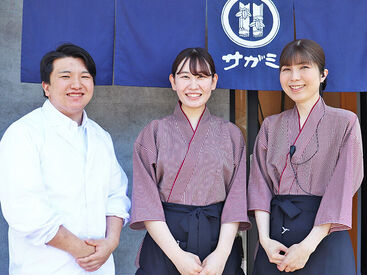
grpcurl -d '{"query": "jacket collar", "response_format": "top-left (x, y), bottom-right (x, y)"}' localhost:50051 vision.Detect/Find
top-left (42, 100), bottom-right (88, 130)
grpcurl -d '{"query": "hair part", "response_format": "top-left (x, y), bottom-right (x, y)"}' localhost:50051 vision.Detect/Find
top-left (280, 39), bottom-right (327, 92)
top-left (171, 47), bottom-right (216, 77)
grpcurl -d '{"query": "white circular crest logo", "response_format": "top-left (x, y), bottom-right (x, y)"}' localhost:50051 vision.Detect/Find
top-left (221, 0), bottom-right (280, 48)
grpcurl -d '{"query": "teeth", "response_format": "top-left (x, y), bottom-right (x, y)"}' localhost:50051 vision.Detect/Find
top-left (67, 93), bottom-right (83, 97)
top-left (186, 94), bottom-right (201, 98)
top-left (290, 85), bottom-right (303, 89)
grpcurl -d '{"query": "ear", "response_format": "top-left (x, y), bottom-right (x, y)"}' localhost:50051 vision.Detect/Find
top-left (42, 81), bottom-right (50, 97)
top-left (211, 73), bottom-right (218, 90)
top-left (321, 69), bottom-right (328, 82)
top-left (169, 74), bottom-right (177, 91)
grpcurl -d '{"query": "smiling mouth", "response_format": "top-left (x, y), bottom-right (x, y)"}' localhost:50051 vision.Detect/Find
top-left (186, 93), bottom-right (201, 98)
top-left (289, 85), bottom-right (304, 91)
top-left (67, 92), bottom-right (84, 97)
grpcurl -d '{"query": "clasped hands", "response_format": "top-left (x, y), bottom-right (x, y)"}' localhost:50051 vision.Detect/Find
top-left (76, 238), bottom-right (117, 272)
top-left (173, 249), bottom-right (229, 275)
top-left (262, 237), bottom-right (314, 273)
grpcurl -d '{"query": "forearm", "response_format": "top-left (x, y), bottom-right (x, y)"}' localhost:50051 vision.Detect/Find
top-left (105, 216), bottom-right (123, 251)
top-left (47, 225), bottom-right (95, 258)
top-left (300, 223), bottom-right (331, 253)
top-left (144, 220), bottom-right (182, 263)
top-left (255, 210), bottom-right (271, 244)
top-left (215, 222), bottom-right (239, 257)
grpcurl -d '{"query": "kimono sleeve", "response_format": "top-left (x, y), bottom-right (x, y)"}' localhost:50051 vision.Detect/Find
top-left (105, 133), bottom-right (131, 225)
top-left (248, 118), bottom-right (273, 213)
top-left (314, 116), bottom-right (363, 232)
top-left (0, 123), bottom-right (62, 246)
top-left (221, 125), bottom-right (251, 231)
top-left (130, 122), bottom-right (165, 230)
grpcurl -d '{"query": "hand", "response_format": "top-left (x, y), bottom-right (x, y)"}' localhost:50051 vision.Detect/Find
top-left (172, 250), bottom-right (203, 275)
top-left (277, 242), bottom-right (313, 272)
top-left (76, 238), bottom-right (116, 272)
top-left (199, 249), bottom-right (227, 275)
top-left (260, 237), bottom-right (288, 265)
top-left (77, 242), bottom-right (96, 258)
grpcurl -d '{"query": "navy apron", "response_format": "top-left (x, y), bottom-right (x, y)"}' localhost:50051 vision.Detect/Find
top-left (136, 202), bottom-right (245, 275)
top-left (253, 195), bottom-right (355, 275)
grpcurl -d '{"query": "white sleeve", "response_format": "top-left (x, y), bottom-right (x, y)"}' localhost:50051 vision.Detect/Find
top-left (105, 134), bottom-right (131, 225)
top-left (0, 123), bottom-right (62, 245)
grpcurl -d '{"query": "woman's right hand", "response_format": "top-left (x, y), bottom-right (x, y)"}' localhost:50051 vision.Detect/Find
top-left (255, 210), bottom-right (288, 265)
top-left (260, 237), bottom-right (288, 265)
top-left (144, 221), bottom-right (203, 275)
top-left (172, 250), bottom-right (203, 275)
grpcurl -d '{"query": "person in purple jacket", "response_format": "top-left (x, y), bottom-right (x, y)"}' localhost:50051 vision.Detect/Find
top-left (248, 39), bottom-right (363, 274)
top-left (130, 48), bottom-right (251, 275)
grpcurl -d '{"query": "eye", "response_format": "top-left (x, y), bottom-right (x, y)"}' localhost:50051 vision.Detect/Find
top-left (301, 65), bottom-right (310, 69)
top-left (60, 75), bottom-right (70, 79)
top-left (81, 75), bottom-right (91, 79)
top-left (281, 67), bottom-right (290, 72)
top-left (180, 75), bottom-right (190, 79)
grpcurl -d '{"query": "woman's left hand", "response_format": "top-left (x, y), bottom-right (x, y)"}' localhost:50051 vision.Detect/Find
top-left (277, 242), bottom-right (312, 272)
top-left (278, 223), bottom-right (331, 272)
top-left (198, 249), bottom-right (227, 275)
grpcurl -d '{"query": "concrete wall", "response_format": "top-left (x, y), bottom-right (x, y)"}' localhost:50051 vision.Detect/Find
top-left (0, 1), bottom-right (230, 274)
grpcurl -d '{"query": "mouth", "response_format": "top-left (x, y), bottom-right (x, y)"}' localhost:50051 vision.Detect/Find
top-left (67, 92), bottom-right (84, 97)
top-left (185, 93), bottom-right (202, 98)
top-left (289, 84), bottom-right (305, 92)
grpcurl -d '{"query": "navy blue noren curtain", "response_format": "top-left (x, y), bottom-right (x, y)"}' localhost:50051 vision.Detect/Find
top-left (113, 0), bottom-right (206, 87)
top-left (294, 0), bottom-right (367, 92)
top-left (21, 0), bottom-right (115, 85)
top-left (208, 0), bottom-right (294, 90)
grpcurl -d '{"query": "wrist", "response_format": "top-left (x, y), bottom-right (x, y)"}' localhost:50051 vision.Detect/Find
top-left (168, 245), bottom-right (185, 265)
top-left (259, 235), bottom-right (270, 246)
top-left (72, 241), bottom-right (95, 258)
top-left (214, 244), bottom-right (231, 258)
top-left (105, 237), bottom-right (119, 253)
top-left (299, 240), bottom-right (316, 254)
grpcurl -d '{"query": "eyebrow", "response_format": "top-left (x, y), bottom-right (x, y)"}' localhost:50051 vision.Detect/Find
top-left (295, 62), bottom-right (310, 65)
top-left (283, 61), bottom-right (310, 67)
top-left (57, 70), bottom-right (90, 74)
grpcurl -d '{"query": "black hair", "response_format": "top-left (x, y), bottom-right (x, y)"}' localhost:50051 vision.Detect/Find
top-left (40, 43), bottom-right (96, 97)
top-left (171, 47), bottom-right (216, 77)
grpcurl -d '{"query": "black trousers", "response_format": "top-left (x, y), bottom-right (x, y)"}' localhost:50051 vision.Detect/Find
top-left (253, 195), bottom-right (356, 275)
top-left (136, 202), bottom-right (244, 275)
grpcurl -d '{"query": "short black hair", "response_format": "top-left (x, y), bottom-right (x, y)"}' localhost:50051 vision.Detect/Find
top-left (40, 43), bottom-right (96, 86)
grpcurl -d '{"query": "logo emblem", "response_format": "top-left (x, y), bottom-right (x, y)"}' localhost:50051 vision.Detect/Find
top-left (221, 0), bottom-right (280, 48)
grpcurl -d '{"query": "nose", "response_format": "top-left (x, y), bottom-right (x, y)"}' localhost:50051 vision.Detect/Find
top-left (70, 76), bottom-right (82, 89)
top-left (189, 77), bottom-right (199, 89)
top-left (290, 69), bottom-right (300, 80)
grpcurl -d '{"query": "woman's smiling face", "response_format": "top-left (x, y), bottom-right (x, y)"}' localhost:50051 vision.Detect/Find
top-left (169, 58), bottom-right (217, 113)
top-left (280, 61), bottom-right (327, 105)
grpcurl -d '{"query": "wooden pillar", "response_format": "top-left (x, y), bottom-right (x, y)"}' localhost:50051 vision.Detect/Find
top-left (340, 92), bottom-right (359, 267)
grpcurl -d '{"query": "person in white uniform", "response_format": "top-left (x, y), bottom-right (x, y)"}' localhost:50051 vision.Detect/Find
top-left (0, 43), bottom-right (131, 275)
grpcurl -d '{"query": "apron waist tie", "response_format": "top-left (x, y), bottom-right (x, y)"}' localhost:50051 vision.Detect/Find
top-left (163, 202), bottom-right (223, 260)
